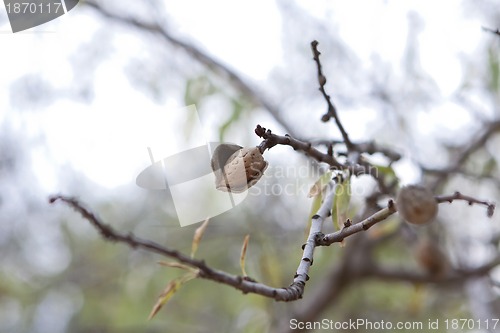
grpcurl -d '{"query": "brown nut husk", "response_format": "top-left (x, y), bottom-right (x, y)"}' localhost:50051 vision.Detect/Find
top-left (415, 238), bottom-right (449, 277)
top-left (211, 145), bottom-right (268, 193)
top-left (396, 185), bottom-right (438, 225)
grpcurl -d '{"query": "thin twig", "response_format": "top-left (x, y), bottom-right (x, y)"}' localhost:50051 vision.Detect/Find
top-left (318, 191), bottom-right (496, 246)
top-left (49, 184), bottom-right (497, 302)
top-left (318, 200), bottom-right (397, 246)
top-left (354, 141), bottom-right (402, 162)
top-left (482, 26), bottom-right (500, 37)
top-left (83, 0), bottom-right (295, 135)
top-left (304, 139), bottom-right (402, 162)
top-left (435, 191), bottom-right (496, 217)
top-left (429, 119), bottom-right (500, 190)
top-left (311, 40), bottom-right (354, 151)
top-left (49, 192), bottom-right (331, 302)
top-left (368, 258), bottom-right (500, 284)
top-left (255, 125), bottom-right (377, 178)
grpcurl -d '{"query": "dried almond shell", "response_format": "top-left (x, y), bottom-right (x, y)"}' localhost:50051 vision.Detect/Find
top-left (212, 146), bottom-right (268, 193)
top-left (396, 185), bottom-right (438, 225)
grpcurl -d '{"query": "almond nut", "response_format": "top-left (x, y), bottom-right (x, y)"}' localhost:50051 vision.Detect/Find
top-left (211, 145), bottom-right (268, 193)
top-left (396, 185), bottom-right (438, 225)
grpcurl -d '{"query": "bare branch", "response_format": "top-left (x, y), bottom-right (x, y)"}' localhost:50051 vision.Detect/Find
top-left (318, 190), bottom-right (495, 247)
top-left (49, 191), bottom-right (332, 302)
top-left (305, 139), bottom-right (402, 162)
top-left (429, 119), bottom-right (500, 190)
top-left (318, 200), bottom-right (397, 246)
top-left (294, 183), bottom-right (335, 288)
top-left (277, 252), bottom-right (354, 333)
top-left (423, 168), bottom-right (500, 188)
top-left (255, 125), bottom-right (378, 178)
top-left (368, 258), bottom-right (500, 284)
top-left (354, 140), bottom-right (402, 162)
top-left (310, 40), bottom-right (354, 151)
top-left (49, 186), bottom-right (497, 306)
top-left (435, 191), bottom-right (496, 217)
top-left (482, 26), bottom-right (500, 37)
top-left (83, 0), bottom-right (295, 135)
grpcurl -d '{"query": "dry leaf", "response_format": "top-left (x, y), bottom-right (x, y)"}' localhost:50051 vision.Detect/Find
top-left (148, 273), bottom-right (197, 320)
top-left (240, 234), bottom-right (250, 277)
top-left (148, 279), bottom-right (180, 320)
top-left (157, 261), bottom-right (199, 274)
top-left (191, 218), bottom-right (210, 258)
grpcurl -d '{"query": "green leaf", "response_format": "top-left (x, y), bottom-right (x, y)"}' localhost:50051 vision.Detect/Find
top-left (308, 171), bottom-right (332, 198)
top-left (218, 98), bottom-right (245, 142)
top-left (306, 193), bottom-right (322, 233)
top-left (331, 172), bottom-right (351, 245)
top-left (488, 46), bottom-right (500, 93)
top-left (305, 171), bottom-right (332, 236)
top-left (183, 75), bottom-right (217, 107)
top-left (482, 157), bottom-right (497, 176)
top-left (372, 163), bottom-right (398, 187)
top-left (305, 171), bottom-right (332, 238)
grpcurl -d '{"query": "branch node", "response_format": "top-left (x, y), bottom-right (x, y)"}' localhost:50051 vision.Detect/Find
top-left (487, 204), bottom-right (495, 218)
top-left (243, 276), bottom-right (257, 283)
top-left (255, 124), bottom-right (266, 137)
top-left (313, 232), bottom-right (325, 244)
top-left (387, 199), bottom-right (394, 209)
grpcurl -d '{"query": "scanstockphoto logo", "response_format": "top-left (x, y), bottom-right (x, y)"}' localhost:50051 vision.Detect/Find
top-left (3, 0), bottom-right (79, 33)
top-left (136, 105), bottom-right (249, 227)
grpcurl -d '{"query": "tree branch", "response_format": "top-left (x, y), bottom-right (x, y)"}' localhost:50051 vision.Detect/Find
top-left (255, 125), bottom-right (378, 178)
top-left (294, 183), bottom-right (335, 289)
top-left (317, 191), bottom-right (495, 247)
top-left (310, 40), bottom-right (354, 151)
top-left (367, 258), bottom-right (500, 284)
top-left (429, 119), bottom-right (500, 190)
top-left (48, 185), bottom-right (496, 302)
top-left (49, 189), bottom-right (333, 302)
top-left (83, 0), bottom-right (295, 135)
top-left (304, 139), bottom-right (402, 162)
top-left (318, 200), bottom-right (397, 246)
top-left (435, 191), bottom-right (496, 217)
top-left (482, 26), bottom-right (500, 37)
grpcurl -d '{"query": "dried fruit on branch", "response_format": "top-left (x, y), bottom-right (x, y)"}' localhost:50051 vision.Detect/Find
top-left (211, 144), bottom-right (268, 193)
top-left (396, 185), bottom-right (438, 225)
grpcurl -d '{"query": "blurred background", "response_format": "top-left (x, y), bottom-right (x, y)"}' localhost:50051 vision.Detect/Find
top-left (1, 0), bottom-right (500, 332)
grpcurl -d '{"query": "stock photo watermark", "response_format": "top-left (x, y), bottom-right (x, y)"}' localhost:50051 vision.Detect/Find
top-left (136, 105), bottom-right (249, 227)
top-left (289, 317), bottom-right (500, 331)
top-left (3, 0), bottom-right (79, 32)
top-left (136, 105), bottom-right (378, 227)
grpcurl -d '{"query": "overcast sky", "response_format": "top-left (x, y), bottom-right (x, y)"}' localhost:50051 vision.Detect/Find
top-left (0, 0), bottom-right (494, 191)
